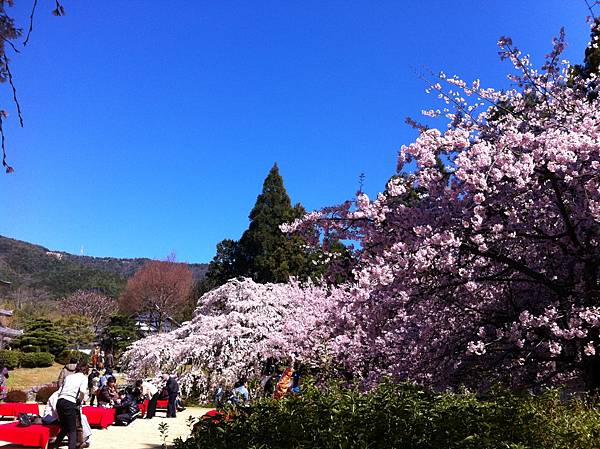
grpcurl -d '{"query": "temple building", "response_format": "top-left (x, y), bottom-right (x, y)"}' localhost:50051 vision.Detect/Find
top-left (0, 281), bottom-right (23, 348)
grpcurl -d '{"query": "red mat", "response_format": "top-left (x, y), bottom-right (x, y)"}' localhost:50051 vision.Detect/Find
top-left (0, 402), bottom-right (40, 417)
top-left (0, 421), bottom-right (60, 448)
top-left (82, 406), bottom-right (116, 428)
top-left (139, 399), bottom-right (169, 417)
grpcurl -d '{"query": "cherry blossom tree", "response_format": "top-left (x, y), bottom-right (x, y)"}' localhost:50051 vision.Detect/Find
top-left (124, 19), bottom-right (600, 395)
top-left (122, 277), bottom-right (336, 400)
top-left (285, 18), bottom-right (600, 391)
top-left (62, 289), bottom-right (117, 334)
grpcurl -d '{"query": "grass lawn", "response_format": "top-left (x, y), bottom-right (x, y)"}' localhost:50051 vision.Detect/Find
top-left (6, 363), bottom-right (63, 391)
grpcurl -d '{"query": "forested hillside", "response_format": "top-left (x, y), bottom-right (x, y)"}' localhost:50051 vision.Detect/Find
top-left (0, 235), bottom-right (207, 298)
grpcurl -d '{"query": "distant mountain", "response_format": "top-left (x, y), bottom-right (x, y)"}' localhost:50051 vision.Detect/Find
top-left (0, 235), bottom-right (208, 298)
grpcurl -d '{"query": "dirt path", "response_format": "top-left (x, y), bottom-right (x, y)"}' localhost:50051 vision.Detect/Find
top-left (0, 407), bottom-right (211, 449)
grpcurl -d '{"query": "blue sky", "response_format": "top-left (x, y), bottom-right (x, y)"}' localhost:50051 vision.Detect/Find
top-left (0, 1), bottom-right (592, 263)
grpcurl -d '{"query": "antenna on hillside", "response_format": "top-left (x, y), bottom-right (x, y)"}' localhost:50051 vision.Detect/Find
top-left (80, 245), bottom-right (85, 256)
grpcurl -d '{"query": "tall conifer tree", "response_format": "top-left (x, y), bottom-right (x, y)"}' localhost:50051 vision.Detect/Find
top-left (236, 163), bottom-right (308, 283)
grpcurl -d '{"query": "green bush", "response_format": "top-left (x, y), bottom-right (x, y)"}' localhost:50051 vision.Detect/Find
top-left (0, 350), bottom-right (22, 369)
top-left (12, 319), bottom-right (67, 356)
top-left (21, 345), bottom-right (40, 353)
top-left (5, 390), bottom-right (27, 403)
top-left (175, 382), bottom-right (600, 449)
top-left (36, 385), bottom-right (59, 404)
top-left (20, 352), bottom-right (55, 368)
top-left (56, 350), bottom-right (89, 365)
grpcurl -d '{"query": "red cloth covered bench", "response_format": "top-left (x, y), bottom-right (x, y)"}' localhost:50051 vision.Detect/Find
top-left (82, 406), bottom-right (116, 428)
top-left (0, 402), bottom-right (40, 417)
top-left (0, 421), bottom-right (60, 449)
top-left (139, 399), bottom-right (169, 417)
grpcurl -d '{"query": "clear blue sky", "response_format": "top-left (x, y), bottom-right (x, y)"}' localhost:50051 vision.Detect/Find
top-left (0, 1), bottom-right (592, 263)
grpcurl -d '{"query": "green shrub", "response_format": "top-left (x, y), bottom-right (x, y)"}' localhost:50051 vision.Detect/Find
top-left (20, 352), bottom-right (55, 368)
top-left (0, 350), bottom-right (22, 369)
top-left (12, 319), bottom-right (67, 356)
top-left (35, 385), bottom-right (59, 404)
top-left (56, 350), bottom-right (89, 365)
top-left (5, 390), bottom-right (27, 403)
top-left (174, 382), bottom-right (600, 449)
top-left (21, 345), bottom-right (40, 353)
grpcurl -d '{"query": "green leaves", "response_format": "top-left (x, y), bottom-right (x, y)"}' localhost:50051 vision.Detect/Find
top-left (175, 382), bottom-right (600, 449)
top-left (11, 318), bottom-right (67, 356)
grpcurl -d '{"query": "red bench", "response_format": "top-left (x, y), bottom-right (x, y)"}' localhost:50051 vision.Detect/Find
top-left (139, 399), bottom-right (169, 417)
top-left (0, 402), bottom-right (40, 418)
top-left (0, 421), bottom-right (60, 449)
top-left (82, 406), bottom-right (116, 428)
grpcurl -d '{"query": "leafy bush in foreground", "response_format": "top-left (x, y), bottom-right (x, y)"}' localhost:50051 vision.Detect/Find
top-left (175, 382), bottom-right (600, 449)
top-left (5, 390), bottom-right (27, 403)
top-left (35, 385), bottom-right (59, 404)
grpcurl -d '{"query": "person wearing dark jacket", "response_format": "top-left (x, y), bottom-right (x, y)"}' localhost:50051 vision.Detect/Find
top-left (166, 375), bottom-right (179, 418)
top-left (115, 388), bottom-right (140, 426)
top-left (96, 376), bottom-right (118, 407)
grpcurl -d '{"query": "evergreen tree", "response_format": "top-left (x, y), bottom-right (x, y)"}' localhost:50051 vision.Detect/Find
top-left (572, 18), bottom-right (600, 82)
top-left (100, 314), bottom-right (142, 356)
top-left (199, 163), bottom-right (327, 294)
top-left (12, 319), bottom-right (67, 356)
top-left (236, 164), bottom-right (311, 283)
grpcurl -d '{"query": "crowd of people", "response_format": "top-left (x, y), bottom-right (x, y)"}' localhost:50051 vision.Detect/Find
top-left (47, 357), bottom-right (184, 449)
top-left (214, 356), bottom-right (302, 407)
top-left (0, 350), bottom-right (303, 449)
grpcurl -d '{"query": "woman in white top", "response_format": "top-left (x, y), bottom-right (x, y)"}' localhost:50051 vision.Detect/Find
top-left (54, 361), bottom-right (89, 449)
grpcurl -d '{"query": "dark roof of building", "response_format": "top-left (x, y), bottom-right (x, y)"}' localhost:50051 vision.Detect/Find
top-left (0, 280), bottom-right (11, 287)
top-left (0, 309), bottom-right (13, 317)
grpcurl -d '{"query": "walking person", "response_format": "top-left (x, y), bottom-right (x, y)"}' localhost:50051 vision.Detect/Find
top-left (105, 351), bottom-right (114, 370)
top-left (54, 361), bottom-right (89, 449)
top-left (166, 375), bottom-right (179, 418)
top-left (91, 346), bottom-right (100, 370)
top-left (87, 368), bottom-right (100, 406)
top-left (57, 358), bottom-right (78, 388)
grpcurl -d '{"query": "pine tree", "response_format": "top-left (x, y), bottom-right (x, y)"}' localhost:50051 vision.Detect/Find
top-left (236, 163), bottom-right (309, 283)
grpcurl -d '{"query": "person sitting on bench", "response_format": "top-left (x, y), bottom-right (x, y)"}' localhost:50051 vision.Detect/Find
top-left (114, 387), bottom-right (140, 426)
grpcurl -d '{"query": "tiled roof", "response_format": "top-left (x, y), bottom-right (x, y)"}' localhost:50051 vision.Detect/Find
top-left (0, 326), bottom-right (23, 338)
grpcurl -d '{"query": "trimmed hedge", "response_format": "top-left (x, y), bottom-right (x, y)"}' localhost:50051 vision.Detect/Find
top-left (36, 385), bottom-right (59, 404)
top-left (21, 345), bottom-right (40, 353)
top-left (56, 350), bottom-right (89, 365)
top-left (20, 352), bottom-right (55, 368)
top-left (176, 382), bottom-right (600, 449)
top-left (0, 350), bottom-right (22, 369)
top-left (5, 390), bottom-right (27, 403)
